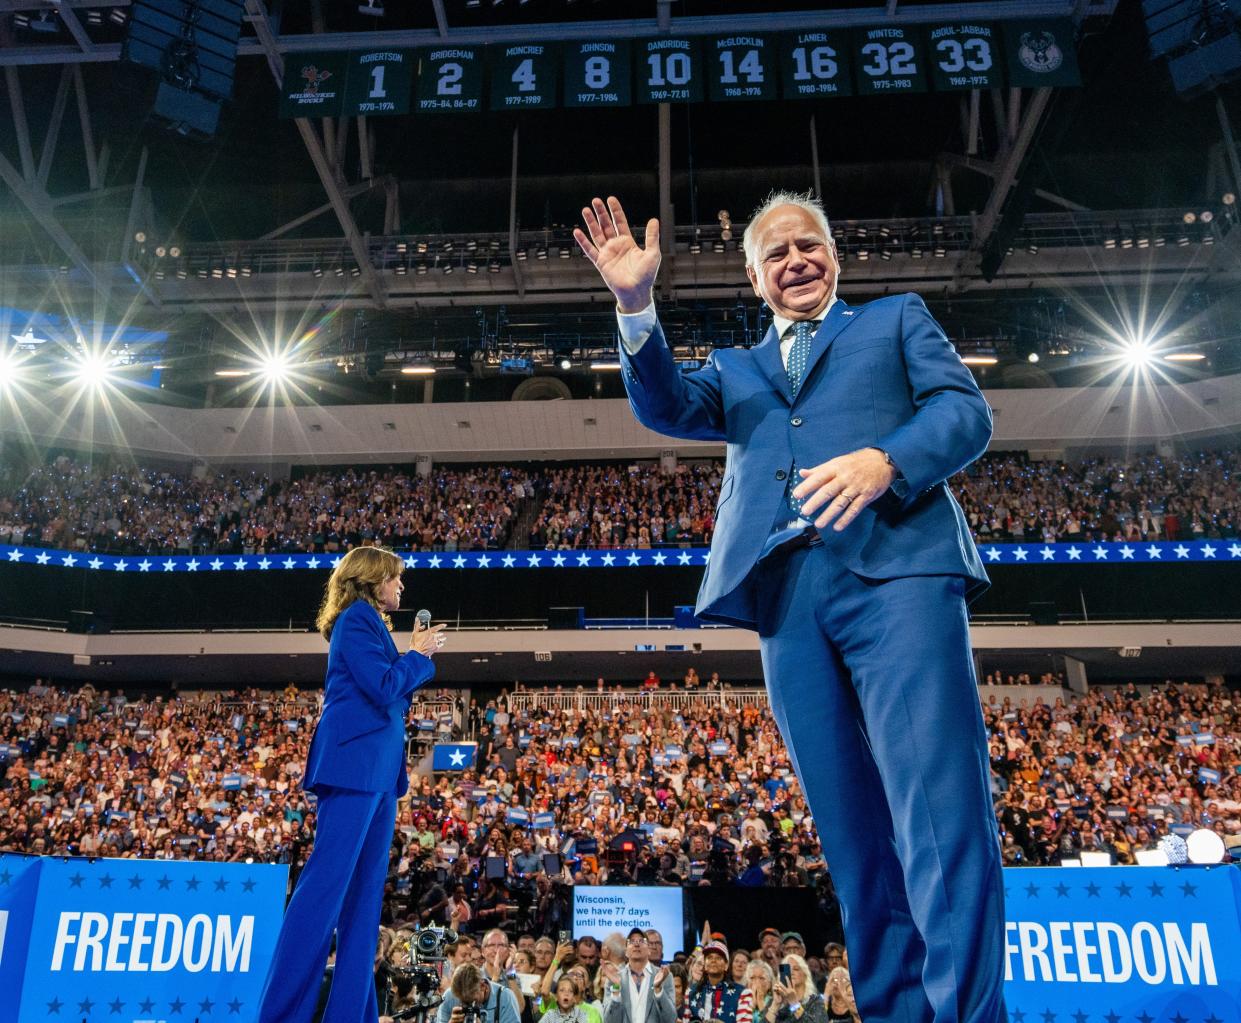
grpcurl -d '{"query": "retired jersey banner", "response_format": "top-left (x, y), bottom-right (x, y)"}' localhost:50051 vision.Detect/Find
top-left (1002, 866), bottom-right (1241, 1023)
top-left (1, 855), bottom-right (288, 1022)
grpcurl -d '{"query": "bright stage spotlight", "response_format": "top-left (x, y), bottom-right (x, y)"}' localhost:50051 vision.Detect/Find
top-left (257, 350), bottom-right (296, 385)
top-left (1118, 335), bottom-right (1156, 370)
top-left (73, 350), bottom-right (117, 388)
top-left (0, 350), bottom-right (22, 389)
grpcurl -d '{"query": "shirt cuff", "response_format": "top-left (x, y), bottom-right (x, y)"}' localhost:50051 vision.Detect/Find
top-left (617, 302), bottom-right (657, 355)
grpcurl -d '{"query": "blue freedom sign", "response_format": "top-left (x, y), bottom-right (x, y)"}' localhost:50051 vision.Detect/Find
top-left (1002, 865), bottom-right (1241, 1023)
top-left (6, 855), bottom-right (288, 1022)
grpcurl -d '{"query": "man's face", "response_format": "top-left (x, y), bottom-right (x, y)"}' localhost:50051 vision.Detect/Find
top-left (535, 941), bottom-right (555, 969)
top-left (646, 931), bottom-right (663, 962)
top-left (626, 932), bottom-right (649, 965)
top-left (576, 939), bottom-right (599, 967)
top-left (483, 934), bottom-right (509, 965)
top-left (745, 205), bottom-right (839, 321)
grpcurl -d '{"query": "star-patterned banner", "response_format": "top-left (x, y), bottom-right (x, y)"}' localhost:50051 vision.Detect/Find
top-left (1, 540), bottom-right (1239, 574)
top-left (1003, 865), bottom-right (1241, 1023)
top-left (0, 854), bottom-right (288, 1023)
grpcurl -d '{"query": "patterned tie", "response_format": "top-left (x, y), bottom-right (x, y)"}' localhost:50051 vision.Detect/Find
top-left (785, 320), bottom-right (817, 516)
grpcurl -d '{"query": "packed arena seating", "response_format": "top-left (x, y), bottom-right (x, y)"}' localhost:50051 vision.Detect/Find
top-left (1, 449), bottom-right (1238, 556)
top-left (0, 677), bottom-right (1235, 928)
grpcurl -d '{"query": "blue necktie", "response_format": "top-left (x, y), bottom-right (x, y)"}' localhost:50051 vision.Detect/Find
top-left (786, 320), bottom-right (816, 516)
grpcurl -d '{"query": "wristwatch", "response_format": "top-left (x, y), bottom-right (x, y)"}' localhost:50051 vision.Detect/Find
top-left (869, 447), bottom-right (909, 499)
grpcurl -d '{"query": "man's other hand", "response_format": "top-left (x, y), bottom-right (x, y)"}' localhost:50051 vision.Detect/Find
top-left (792, 448), bottom-right (897, 531)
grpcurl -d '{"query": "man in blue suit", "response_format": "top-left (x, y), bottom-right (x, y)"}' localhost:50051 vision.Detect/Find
top-left (574, 194), bottom-right (1005, 1023)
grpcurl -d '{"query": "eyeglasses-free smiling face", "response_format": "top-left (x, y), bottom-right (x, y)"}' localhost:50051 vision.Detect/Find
top-left (745, 204), bottom-right (840, 322)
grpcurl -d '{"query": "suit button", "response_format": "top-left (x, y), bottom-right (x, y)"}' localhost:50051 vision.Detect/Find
top-left (775, 470), bottom-right (787, 481)
top-left (790, 416), bottom-right (803, 427)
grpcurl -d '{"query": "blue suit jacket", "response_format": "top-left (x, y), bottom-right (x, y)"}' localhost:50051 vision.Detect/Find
top-left (619, 293), bottom-right (991, 628)
top-left (303, 600), bottom-right (435, 797)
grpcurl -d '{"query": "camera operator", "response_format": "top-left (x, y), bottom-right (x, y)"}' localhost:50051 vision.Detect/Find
top-left (438, 962), bottom-right (521, 1023)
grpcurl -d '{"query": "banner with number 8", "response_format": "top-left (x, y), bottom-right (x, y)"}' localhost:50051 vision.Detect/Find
top-left (564, 40), bottom-right (632, 107)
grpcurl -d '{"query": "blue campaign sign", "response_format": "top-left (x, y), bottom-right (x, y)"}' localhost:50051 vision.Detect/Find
top-left (1003, 866), bottom-right (1241, 1023)
top-left (0, 856), bottom-right (44, 1023)
top-left (432, 742), bottom-right (477, 770)
top-left (16, 857), bottom-right (288, 1022)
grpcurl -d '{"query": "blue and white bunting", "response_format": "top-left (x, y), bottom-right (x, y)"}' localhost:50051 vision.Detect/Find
top-left (4, 540), bottom-right (1237, 573)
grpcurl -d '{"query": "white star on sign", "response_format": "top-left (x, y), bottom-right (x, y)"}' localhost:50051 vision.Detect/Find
top-left (703, 550), bottom-right (711, 562)
top-left (234, 558), bottom-right (247, 570)
top-left (1228, 544), bottom-right (1241, 558)
top-left (1013, 547), bottom-right (1028, 561)
top-left (428, 555), bottom-right (442, 568)
top-left (448, 748), bottom-right (467, 766)
top-left (404, 555), bottom-right (418, 568)
top-left (985, 547), bottom-right (1000, 562)
top-left (453, 555), bottom-right (466, 568)
top-left (627, 552), bottom-right (641, 566)
top-left (1066, 546), bottom-right (1081, 560)
top-left (210, 559), bottom-right (223, 571)
top-left (1146, 545), bottom-right (1162, 559)
top-left (1173, 545), bottom-right (1189, 559)
top-left (677, 551), bottom-right (692, 565)
top-left (61, 554), bottom-right (77, 567)
top-left (6, 550), bottom-right (22, 562)
top-left (331, 556), bottom-right (341, 567)
top-left (576, 553), bottom-right (592, 567)
top-left (601, 553), bottom-right (616, 566)
top-left (552, 554), bottom-right (566, 567)
top-left (652, 552), bottom-right (667, 565)
top-left (502, 554), bottom-right (516, 567)
top-left (35, 552), bottom-right (50, 565)
top-left (186, 559), bottom-right (199, 572)
top-left (1092, 546), bottom-right (1108, 560)
top-left (163, 559), bottom-right (176, 572)
top-left (258, 558), bottom-right (271, 569)
top-left (282, 557), bottom-right (295, 569)
top-left (138, 559), bottom-right (152, 572)
top-left (88, 557), bottom-right (103, 569)
top-left (527, 554), bottom-right (541, 567)
top-left (477, 555), bottom-right (492, 568)
top-left (115, 560), bottom-right (128, 572)
top-left (308, 557), bottom-right (320, 569)
top-left (1200, 544), bottom-right (1216, 559)
top-left (1119, 546), bottom-right (1134, 560)
top-left (1039, 547), bottom-right (1055, 561)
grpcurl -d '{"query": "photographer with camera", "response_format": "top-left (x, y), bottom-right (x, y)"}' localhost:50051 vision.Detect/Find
top-left (438, 963), bottom-right (521, 1023)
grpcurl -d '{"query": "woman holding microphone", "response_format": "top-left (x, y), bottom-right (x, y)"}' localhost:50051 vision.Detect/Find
top-left (259, 545), bottom-right (447, 1022)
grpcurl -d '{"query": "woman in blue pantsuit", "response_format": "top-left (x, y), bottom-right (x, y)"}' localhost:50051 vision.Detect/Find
top-left (258, 545), bottom-right (446, 1023)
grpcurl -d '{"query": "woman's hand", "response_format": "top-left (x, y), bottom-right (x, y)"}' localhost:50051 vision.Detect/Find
top-left (410, 621), bottom-right (448, 657)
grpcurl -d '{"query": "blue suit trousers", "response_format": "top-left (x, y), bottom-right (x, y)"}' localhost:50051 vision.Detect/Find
top-left (754, 543), bottom-right (1006, 1023)
top-left (258, 786), bottom-right (396, 1023)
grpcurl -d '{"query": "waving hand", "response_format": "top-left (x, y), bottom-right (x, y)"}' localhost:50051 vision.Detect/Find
top-left (573, 196), bottom-right (661, 314)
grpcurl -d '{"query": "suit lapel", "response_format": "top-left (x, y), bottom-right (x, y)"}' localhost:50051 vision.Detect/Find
top-left (795, 298), bottom-right (857, 406)
top-left (753, 323), bottom-right (790, 404)
top-left (752, 298), bottom-right (859, 406)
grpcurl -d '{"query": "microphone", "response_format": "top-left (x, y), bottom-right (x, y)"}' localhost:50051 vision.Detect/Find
top-left (416, 609), bottom-right (432, 630)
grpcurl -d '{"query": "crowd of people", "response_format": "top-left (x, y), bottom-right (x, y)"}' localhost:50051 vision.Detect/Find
top-left (0, 458), bottom-right (530, 555)
top-left (2, 448), bottom-right (1239, 555)
top-left (0, 676), bottom-right (1235, 899)
top-left (370, 923), bottom-right (858, 1023)
top-left (957, 449), bottom-right (1241, 543)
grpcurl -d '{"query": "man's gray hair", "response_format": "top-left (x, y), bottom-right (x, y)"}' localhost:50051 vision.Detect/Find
top-left (741, 189), bottom-right (833, 269)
